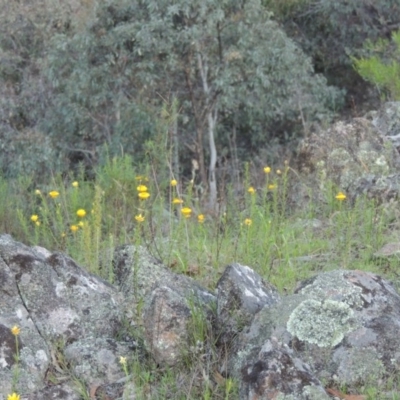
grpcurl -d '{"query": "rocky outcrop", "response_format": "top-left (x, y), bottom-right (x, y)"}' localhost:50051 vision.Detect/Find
top-left (292, 102), bottom-right (400, 207)
top-left (233, 269), bottom-right (400, 397)
top-left (2, 234), bottom-right (400, 399)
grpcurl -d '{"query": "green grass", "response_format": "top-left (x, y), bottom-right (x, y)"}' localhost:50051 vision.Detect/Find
top-left (3, 156), bottom-right (400, 399)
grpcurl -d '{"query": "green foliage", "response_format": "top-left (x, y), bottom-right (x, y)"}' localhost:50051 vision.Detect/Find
top-left (272, 0), bottom-right (400, 106)
top-left (353, 31), bottom-right (400, 100)
top-left (2, 154), bottom-right (400, 398)
top-left (0, 0), bottom-right (343, 182)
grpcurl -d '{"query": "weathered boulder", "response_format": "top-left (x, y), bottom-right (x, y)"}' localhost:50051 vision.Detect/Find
top-left (113, 244), bottom-right (216, 366)
top-left (0, 234), bottom-right (127, 398)
top-left (240, 338), bottom-right (330, 400)
top-left (293, 111), bottom-right (400, 207)
top-left (234, 270), bottom-right (400, 394)
top-left (367, 101), bottom-right (400, 148)
top-left (216, 263), bottom-right (280, 346)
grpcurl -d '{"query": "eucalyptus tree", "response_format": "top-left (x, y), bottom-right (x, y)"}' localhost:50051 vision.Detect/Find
top-left (131, 0), bottom-right (341, 210)
top-left (43, 0), bottom-right (341, 206)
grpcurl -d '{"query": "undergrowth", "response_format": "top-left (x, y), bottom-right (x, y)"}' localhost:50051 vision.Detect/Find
top-left (1, 155), bottom-right (400, 399)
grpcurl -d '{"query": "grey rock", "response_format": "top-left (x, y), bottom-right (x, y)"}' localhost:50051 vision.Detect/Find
top-left (142, 278), bottom-right (215, 366)
top-left (235, 270), bottom-right (400, 388)
top-left (64, 337), bottom-right (131, 385)
top-left (368, 101), bottom-right (400, 144)
top-left (216, 263), bottom-right (280, 346)
top-left (240, 338), bottom-right (330, 400)
top-left (0, 234), bottom-right (125, 397)
top-left (26, 383), bottom-right (82, 400)
top-left (114, 245), bottom-right (216, 366)
top-left (293, 113), bottom-right (400, 208)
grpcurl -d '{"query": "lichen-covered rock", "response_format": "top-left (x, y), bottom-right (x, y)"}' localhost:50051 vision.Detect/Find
top-left (240, 338), bottom-right (330, 400)
top-left (347, 173), bottom-right (400, 205)
top-left (25, 383), bottom-right (82, 400)
top-left (367, 101), bottom-right (400, 148)
top-left (293, 115), bottom-right (400, 207)
top-left (63, 337), bottom-right (132, 385)
top-left (142, 278), bottom-right (215, 366)
top-left (113, 245), bottom-right (215, 312)
top-left (216, 263), bottom-right (280, 345)
top-left (234, 270), bottom-right (400, 389)
top-left (0, 234), bottom-right (125, 397)
top-left (114, 244), bottom-right (216, 366)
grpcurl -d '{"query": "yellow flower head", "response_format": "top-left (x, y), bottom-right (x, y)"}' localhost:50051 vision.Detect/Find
top-left (135, 214), bottom-right (145, 223)
top-left (78, 221), bottom-right (84, 227)
top-left (170, 179), bottom-right (178, 187)
top-left (76, 209), bottom-right (86, 218)
top-left (137, 185), bottom-right (148, 193)
top-left (276, 169), bottom-right (282, 175)
top-left (264, 166), bottom-right (271, 174)
top-left (172, 198), bottom-right (184, 205)
top-left (268, 184), bottom-right (277, 190)
top-left (7, 393), bottom-right (20, 400)
top-left (72, 181), bottom-right (79, 188)
top-left (30, 215), bottom-right (39, 222)
top-left (49, 190), bottom-right (60, 199)
top-left (181, 207), bottom-right (192, 218)
top-left (248, 186), bottom-right (256, 195)
top-left (138, 192), bottom-right (150, 200)
top-left (244, 218), bottom-right (252, 226)
top-left (335, 192), bottom-right (346, 201)
top-left (35, 189), bottom-right (41, 195)
top-left (197, 214), bottom-right (205, 223)
top-left (11, 325), bottom-right (20, 336)
top-left (119, 356), bottom-right (127, 366)
top-left (35, 221), bottom-right (41, 226)
top-left (70, 225), bottom-right (79, 232)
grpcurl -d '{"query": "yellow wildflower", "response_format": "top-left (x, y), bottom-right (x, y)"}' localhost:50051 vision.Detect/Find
top-left (30, 215), bottom-right (39, 222)
top-left (244, 218), bottom-right (252, 226)
top-left (248, 186), bottom-right (256, 195)
top-left (11, 325), bottom-right (20, 336)
top-left (135, 214), bottom-right (145, 223)
top-left (335, 192), bottom-right (346, 201)
top-left (119, 356), bottom-right (127, 366)
top-left (137, 185), bottom-right (148, 193)
top-left (276, 169), bottom-right (282, 175)
top-left (35, 189), bottom-right (41, 195)
top-left (7, 393), bottom-right (20, 400)
top-left (268, 184), bottom-right (277, 190)
top-left (76, 209), bottom-right (86, 218)
top-left (198, 214), bottom-right (205, 223)
top-left (78, 221), bottom-right (84, 227)
top-left (35, 221), bottom-right (41, 227)
top-left (181, 207), bottom-right (192, 218)
top-left (70, 225), bottom-right (79, 232)
top-left (72, 181), bottom-right (79, 188)
top-left (138, 192), bottom-right (150, 200)
top-left (170, 179), bottom-right (178, 187)
top-left (264, 166), bottom-right (271, 174)
top-left (172, 198), bottom-right (184, 205)
top-left (49, 190), bottom-right (60, 199)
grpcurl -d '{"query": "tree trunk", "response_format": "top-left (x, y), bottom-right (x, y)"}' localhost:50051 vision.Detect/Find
top-left (197, 50), bottom-right (218, 212)
top-left (207, 108), bottom-right (218, 212)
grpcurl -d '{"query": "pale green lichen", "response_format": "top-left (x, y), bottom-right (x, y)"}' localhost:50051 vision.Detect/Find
top-left (287, 299), bottom-right (356, 348)
top-left (298, 270), bottom-right (364, 309)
